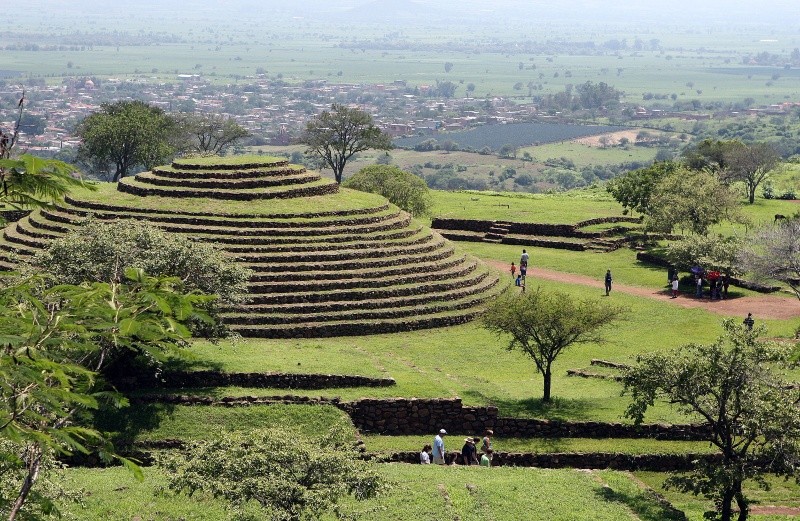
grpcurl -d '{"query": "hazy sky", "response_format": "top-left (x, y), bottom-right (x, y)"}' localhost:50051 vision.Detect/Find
top-left (19, 0), bottom-right (800, 27)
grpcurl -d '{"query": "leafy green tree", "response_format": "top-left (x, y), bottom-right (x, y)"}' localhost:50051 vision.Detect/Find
top-left (0, 155), bottom-right (92, 211)
top-left (498, 143), bottom-right (518, 159)
top-left (0, 269), bottom-right (213, 520)
top-left (646, 167), bottom-right (741, 235)
top-left (343, 165), bottom-right (432, 217)
top-left (175, 113), bottom-right (249, 155)
top-left (666, 234), bottom-right (742, 273)
top-left (300, 104), bottom-right (392, 184)
top-left (622, 320), bottom-right (800, 521)
top-left (483, 288), bottom-right (625, 402)
top-left (737, 219), bottom-right (800, 300)
top-left (76, 100), bottom-right (178, 181)
top-left (721, 142), bottom-right (779, 204)
top-left (682, 138), bottom-right (732, 171)
top-left (606, 161), bottom-right (680, 216)
top-left (27, 219), bottom-right (251, 337)
top-left (160, 424), bottom-right (384, 521)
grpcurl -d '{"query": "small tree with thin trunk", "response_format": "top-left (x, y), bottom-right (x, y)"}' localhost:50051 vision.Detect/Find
top-left (722, 142), bottom-right (779, 204)
top-left (482, 288), bottom-right (625, 402)
top-left (737, 219), bottom-right (800, 301)
top-left (300, 104), bottom-right (392, 184)
top-left (622, 320), bottom-right (800, 521)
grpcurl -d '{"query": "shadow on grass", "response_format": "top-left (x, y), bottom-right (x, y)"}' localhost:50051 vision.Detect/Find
top-left (479, 394), bottom-right (595, 421)
top-left (596, 483), bottom-right (687, 521)
top-left (93, 401), bottom-right (176, 448)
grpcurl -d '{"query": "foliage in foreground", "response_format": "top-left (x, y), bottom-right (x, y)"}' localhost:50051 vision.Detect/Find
top-left (343, 164), bottom-right (432, 216)
top-left (28, 219), bottom-right (250, 337)
top-left (0, 269), bottom-right (212, 520)
top-left (622, 319), bottom-right (800, 521)
top-left (482, 287), bottom-right (625, 402)
top-left (0, 155), bottom-right (93, 212)
top-left (160, 423), bottom-right (384, 521)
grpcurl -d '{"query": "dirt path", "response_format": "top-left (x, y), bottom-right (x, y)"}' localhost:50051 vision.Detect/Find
top-left (489, 261), bottom-right (800, 320)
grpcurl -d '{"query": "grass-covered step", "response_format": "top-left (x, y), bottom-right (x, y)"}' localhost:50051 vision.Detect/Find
top-left (37, 207), bottom-right (412, 238)
top-left (64, 191), bottom-right (391, 219)
top-left (230, 307), bottom-right (495, 338)
top-left (233, 271), bottom-right (500, 313)
top-left (152, 164), bottom-right (304, 179)
top-left (221, 290), bottom-right (498, 325)
top-left (47, 204), bottom-right (404, 230)
top-left (244, 258), bottom-right (480, 293)
top-left (0, 238), bottom-right (37, 257)
top-left (219, 229), bottom-right (434, 254)
top-left (188, 225), bottom-right (423, 247)
top-left (247, 253), bottom-right (468, 283)
top-left (230, 235), bottom-right (448, 264)
top-left (10, 217), bottom-right (64, 241)
top-left (118, 175), bottom-right (339, 200)
top-left (241, 268), bottom-right (491, 305)
top-left (134, 170), bottom-right (322, 190)
top-left (238, 245), bottom-right (456, 274)
top-left (3, 224), bottom-right (50, 250)
top-left (171, 155), bottom-right (289, 171)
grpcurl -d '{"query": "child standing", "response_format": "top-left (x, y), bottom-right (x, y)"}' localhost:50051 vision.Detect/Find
top-left (510, 262), bottom-right (516, 278)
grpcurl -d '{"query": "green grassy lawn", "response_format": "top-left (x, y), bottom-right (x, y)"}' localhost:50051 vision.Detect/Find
top-left (519, 141), bottom-right (660, 169)
top-left (55, 464), bottom-right (683, 521)
top-left (363, 435), bottom-right (717, 456)
top-left (175, 272), bottom-right (796, 425)
top-left (96, 404), bottom-right (351, 444)
top-left (635, 472), bottom-right (800, 521)
top-left (428, 186), bottom-right (625, 224)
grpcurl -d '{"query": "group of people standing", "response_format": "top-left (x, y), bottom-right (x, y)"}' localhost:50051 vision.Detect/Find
top-left (511, 250), bottom-right (529, 290)
top-left (421, 428), bottom-right (494, 467)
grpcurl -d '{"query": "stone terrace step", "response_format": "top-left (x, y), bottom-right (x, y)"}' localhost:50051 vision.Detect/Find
top-left (47, 204), bottom-right (405, 230)
top-left (64, 195), bottom-right (390, 220)
top-left (222, 290), bottom-right (495, 325)
top-left (230, 308), bottom-right (492, 338)
top-left (36, 208), bottom-right (412, 238)
top-left (248, 254), bottom-right (468, 283)
top-left (244, 258), bottom-right (480, 294)
top-left (134, 170), bottom-right (322, 190)
top-left (117, 176), bottom-right (339, 200)
top-left (239, 246), bottom-right (456, 274)
top-left (241, 268), bottom-right (491, 305)
top-left (229, 236), bottom-right (448, 264)
top-left (152, 165), bottom-right (304, 179)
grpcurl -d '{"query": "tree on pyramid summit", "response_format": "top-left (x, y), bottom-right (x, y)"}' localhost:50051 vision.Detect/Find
top-left (300, 103), bottom-right (392, 184)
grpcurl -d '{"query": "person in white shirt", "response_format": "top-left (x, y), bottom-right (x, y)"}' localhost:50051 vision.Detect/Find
top-left (432, 429), bottom-right (447, 465)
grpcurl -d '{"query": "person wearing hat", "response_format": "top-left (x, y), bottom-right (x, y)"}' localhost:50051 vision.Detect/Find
top-left (432, 429), bottom-right (447, 465)
top-left (461, 437), bottom-right (479, 465)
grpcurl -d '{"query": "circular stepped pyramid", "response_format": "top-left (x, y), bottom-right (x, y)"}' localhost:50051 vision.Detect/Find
top-left (0, 156), bottom-right (502, 338)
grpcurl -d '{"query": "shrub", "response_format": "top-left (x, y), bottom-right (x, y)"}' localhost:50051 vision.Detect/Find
top-left (344, 165), bottom-right (433, 217)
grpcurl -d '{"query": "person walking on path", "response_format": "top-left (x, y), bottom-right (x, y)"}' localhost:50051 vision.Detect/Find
top-left (481, 429), bottom-right (493, 455)
top-left (743, 313), bottom-right (755, 330)
top-left (695, 275), bottom-right (703, 298)
top-left (432, 429), bottom-right (447, 465)
top-left (461, 438), bottom-right (479, 465)
top-left (722, 274), bottom-right (730, 299)
top-left (671, 276), bottom-right (679, 299)
top-left (510, 262), bottom-right (516, 279)
top-left (604, 269), bottom-right (612, 296)
top-left (520, 249), bottom-right (529, 268)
